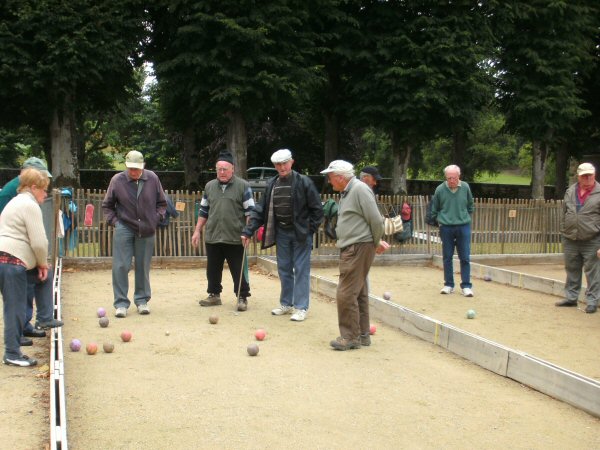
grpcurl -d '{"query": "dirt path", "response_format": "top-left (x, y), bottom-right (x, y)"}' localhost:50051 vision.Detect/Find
top-left (59, 267), bottom-right (599, 449)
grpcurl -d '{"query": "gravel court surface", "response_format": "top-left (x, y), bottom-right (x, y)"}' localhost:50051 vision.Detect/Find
top-left (51, 266), bottom-right (599, 449)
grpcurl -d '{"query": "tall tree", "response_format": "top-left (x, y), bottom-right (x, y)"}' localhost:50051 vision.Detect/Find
top-left (147, 0), bottom-right (319, 177)
top-left (494, 1), bottom-right (596, 199)
top-left (0, 0), bottom-right (146, 185)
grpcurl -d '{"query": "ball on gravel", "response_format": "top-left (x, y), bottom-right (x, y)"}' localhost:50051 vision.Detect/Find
top-left (86, 342), bottom-right (98, 355)
top-left (97, 307), bottom-right (106, 318)
top-left (483, 275), bottom-right (492, 282)
top-left (255, 329), bottom-right (266, 341)
top-left (466, 309), bottom-right (476, 319)
top-left (383, 291), bottom-right (392, 300)
top-left (120, 330), bottom-right (132, 342)
top-left (165, 330), bottom-right (170, 336)
top-left (99, 316), bottom-right (109, 328)
top-left (369, 324), bottom-right (377, 335)
top-left (247, 343), bottom-right (259, 356)
top-left (209, 315), bottom-right (219, 325)
top-left (103, 342), bottom-right (114, 353)
top-left (69, 338), bottom-right (82, 352)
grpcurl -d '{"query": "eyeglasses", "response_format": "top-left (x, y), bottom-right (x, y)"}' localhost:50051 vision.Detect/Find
top-left (216, 167), bottom-right (232, 173)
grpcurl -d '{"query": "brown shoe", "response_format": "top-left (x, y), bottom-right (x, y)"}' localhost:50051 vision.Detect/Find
top-left (237, 298), bottom-right (247, 312)
top-left (330, 336), bottom-right (361, 351)
top-left (199, 293), bottom-right (222, 307)
top-left (555, 299), bottom-right (577, 307)
top-left (360, 334), bottom-right (371, 346)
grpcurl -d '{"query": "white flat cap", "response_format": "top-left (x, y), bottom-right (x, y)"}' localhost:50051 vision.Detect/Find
top-left (320, 160), bottom-right (354, 176)
top-left (271, 149), bottom-right (293, 164)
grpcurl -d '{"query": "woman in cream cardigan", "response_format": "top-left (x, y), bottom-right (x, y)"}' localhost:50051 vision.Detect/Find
top-left (0, 168), bottom-right (63, 367)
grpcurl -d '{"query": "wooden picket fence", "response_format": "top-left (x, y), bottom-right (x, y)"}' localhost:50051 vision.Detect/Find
top-left (54, 190), bottom-right (564, 258)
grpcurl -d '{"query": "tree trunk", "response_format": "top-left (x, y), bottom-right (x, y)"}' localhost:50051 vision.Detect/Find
top-left (50, 105), bottom-right (79, 187)
top-left (323, 111), bottom-right (339, 165)
top-left (226, 110), bottom-right (247, 176)
top-left (390, 130), bottom-right (411, 195)
top-left (452, 127), bottom-right (466, 177)
top-left (182, 126), bottom-right (201, 190)
top-left (554, 141), bottom-right (569, 199)
top-left (530, 140), bottom-right (547, 199)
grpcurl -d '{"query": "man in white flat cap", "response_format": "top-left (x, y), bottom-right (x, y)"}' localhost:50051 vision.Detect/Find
top-left (557, 162), bottom-right (600, 314)
top-left (320, 160), bottom-right (389, 350)
top-left (102, 150), bottom-right (167, 318)
top-left (242, 149), bottom-right (323, 322)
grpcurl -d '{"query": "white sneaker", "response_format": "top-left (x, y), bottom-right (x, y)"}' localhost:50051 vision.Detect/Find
top-left (271, 305), bottom-right (294, 316)
top-left (290, 309), bottom-right (307, 322)
top-left (440, 286), bottom-right (454, 295)
top-left (115, 307), bottom-right (127, 318)
top-left (462, 288), bottom-right (474, 297)
top-left (137, 303), bottom-right (150, 315)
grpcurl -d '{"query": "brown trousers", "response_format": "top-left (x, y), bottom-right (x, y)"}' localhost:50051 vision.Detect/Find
top-left (336, 243), bottom-right (376, 340)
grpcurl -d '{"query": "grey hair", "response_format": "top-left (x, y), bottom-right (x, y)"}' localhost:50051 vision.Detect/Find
top-left (444, 165), bottom-right (461, 176)
top-left (337, 171), bottom-right (355, 180)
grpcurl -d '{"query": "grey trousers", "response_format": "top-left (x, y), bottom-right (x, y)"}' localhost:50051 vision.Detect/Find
top-left (563, 235), bottom-right (600, 306)
top-left (336, 243), bottom-right (376, 341)
top-left (112, 222), bottom-right (155, 309)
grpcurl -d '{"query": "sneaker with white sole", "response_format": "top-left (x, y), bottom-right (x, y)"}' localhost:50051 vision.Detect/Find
top-left (462, 288), bottom-right (474, 297)
top-left (271, 305), bottom-right (294, 316)
top-left (115, 307), bottom-right (127, 318)
top-left (137, 303), bottom-right (150, 315)
top-left (440, 286), bottom-right (454, 295)
top-left (3, 354), bottom-right (37, 367)
top-left (290, 309), bottom-right (307, 322)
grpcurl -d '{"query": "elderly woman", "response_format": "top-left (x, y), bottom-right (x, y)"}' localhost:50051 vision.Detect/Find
top-left (0, 168), bottom-right (63, 367)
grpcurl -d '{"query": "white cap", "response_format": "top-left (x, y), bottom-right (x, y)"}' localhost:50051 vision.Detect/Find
top-left (577, 162), bottom-right (595, 176)
top-left (320, 160), bottom-right (354, 176)
top-left (271, 149), bottom-right (293, 164)
top-left (125, 150), bottom-right (145, 169)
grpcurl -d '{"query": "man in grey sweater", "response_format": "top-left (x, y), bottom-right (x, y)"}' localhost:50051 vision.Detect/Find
top-left (320, 160), bottom-right (389, 350)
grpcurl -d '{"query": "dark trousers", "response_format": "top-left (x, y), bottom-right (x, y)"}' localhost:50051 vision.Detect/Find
top-left (205, 243), bottom-right (250, 298)
top-left (336, 243), bottom-right (376, 341)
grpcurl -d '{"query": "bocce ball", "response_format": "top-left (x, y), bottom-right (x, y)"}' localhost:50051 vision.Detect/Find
top-left (99, 316), bottom-right (109, 328)
top-left (86, 342), bottom-right (98, 355)
top-left (255, 329), bottom-right (266, 341)
top-left (103, 342), bottom-right (114, 353)
top-left (247, 343), bottom-right (259, 356)
top-left (209, 315), bottom-right (219, 325)
top-left (97, 307), bottom-right (106, 318)
top-left (383, 291), bottom-right (392, 300)
top-left (466, 309), bottom-right (476, 319)
top-left (120, 330), bottom-right (132, 342)
top-left (369, 324), bottom-right (377, 335)
top-left (70, 339), bottom-right (82, 352)
top-left (483, 275), bottom-right (492, 282)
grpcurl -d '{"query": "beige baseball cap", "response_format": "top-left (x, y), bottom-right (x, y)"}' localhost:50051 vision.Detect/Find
top-left (577, 162), bottom-right (595, 176)
top-left (125, 151), bottom-right (145, 169)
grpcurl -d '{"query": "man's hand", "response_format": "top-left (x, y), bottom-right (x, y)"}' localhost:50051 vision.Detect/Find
top-left (375, 240), bottom-right (390, 255)
top-left (37, 265), bottom-right (49, 282)
top-left (191, 229), bottom-right (201, 248)
top-left (241, 235), bottom-right (250, 248)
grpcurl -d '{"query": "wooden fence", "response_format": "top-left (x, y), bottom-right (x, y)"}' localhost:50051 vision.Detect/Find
top-left (54, 190), bottom-right (564, 258)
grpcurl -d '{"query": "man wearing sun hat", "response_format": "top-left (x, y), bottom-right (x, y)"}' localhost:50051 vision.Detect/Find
top-left (242, 148), bottom-right (323, 322)
top-left (102, 150), bottom-right (167, 318)
top-left (557, 162), bottom-right (600, 314)
top-left (0, 157), bottom-right (54, 343)
top-left (320, 160), bottom-right (389, 350)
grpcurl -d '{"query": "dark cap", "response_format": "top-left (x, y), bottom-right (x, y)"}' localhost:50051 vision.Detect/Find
top-left (361, 166), bottom-right (382, 180)
top-left (216, 150), bottom-right (234, 165)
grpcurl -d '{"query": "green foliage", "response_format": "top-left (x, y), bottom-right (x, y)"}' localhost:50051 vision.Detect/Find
top-left (0, 126), bottom-right (46, 167)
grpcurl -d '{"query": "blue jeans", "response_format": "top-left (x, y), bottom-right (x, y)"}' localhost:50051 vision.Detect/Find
top-left (0, 264), bottom-right (54, 358)
top-left (275, 227), bottom-right (312, 311)
top-left (112, 222), bottom-right (155, 309)
top-left (440, 223), bottom-right (472, 289)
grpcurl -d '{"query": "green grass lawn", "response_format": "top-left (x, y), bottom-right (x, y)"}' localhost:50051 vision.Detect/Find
top-left (476, 170), bottom-right (531, 185)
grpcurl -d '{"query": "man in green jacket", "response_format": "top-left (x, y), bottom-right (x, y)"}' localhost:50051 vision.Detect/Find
top-left (431, 165), bottom-right (475, 297)
top-left (556, 162), bottom-right (600, 314)
top-left (321, 160), bottom-right (389, 350)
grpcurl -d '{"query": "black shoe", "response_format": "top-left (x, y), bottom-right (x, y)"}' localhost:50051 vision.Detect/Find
top-left (585, 304), bottom-right (597, 314)
top-left (555, 299), bottom-right (577, 307)
top-left (23, 328), bottom-right (46, 338)
top-left (237, 298), bottom-right (248, 312)
top-left (20, 337), bottom-right (33, 346)
top-left (35, 319), bottom-right (64, 329)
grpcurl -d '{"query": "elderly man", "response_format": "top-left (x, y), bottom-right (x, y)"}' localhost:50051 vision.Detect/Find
top-left (102, 150), bottom-right (167, 318)
top-left (320, 160), bottom-right (389, 350)
top-left (430, 165), bottom-right (474, 297)
top-left (359, 166), bottom-right (383, 194)
top-left (0, 157), bottom-right (54, 343)
top-left (242, 149), bottom-right (323, 321)
top-left (556, 162), bottom-right (600, 314)
top-left (193, 150), bottom-right (255, 312)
